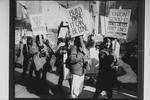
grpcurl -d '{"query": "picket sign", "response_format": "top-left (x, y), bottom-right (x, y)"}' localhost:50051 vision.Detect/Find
top-left (66, 4), bottom-right (89, 37)
top-left (106, 7), bottom-right (131, 39)
top-left (25, 31), bottom-right (33, 37)
top-left (58, 27), bottom-right (68, 39)
top-left (29, 14), bottom-right (47, 45)
top-left (30, 14), bottom-right (47, 35)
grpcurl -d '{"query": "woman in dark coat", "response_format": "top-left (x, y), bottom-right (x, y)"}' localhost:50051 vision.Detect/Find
top-left (93, 37), bottom-right (117, 99)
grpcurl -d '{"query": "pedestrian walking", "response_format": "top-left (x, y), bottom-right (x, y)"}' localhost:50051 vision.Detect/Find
top-left (32, 35), bottom-right (49, 86)
top-left (22, 36), bottom-right (34, 82)
top-left (54, 37), bottom-right (70, 93)
top-left (69, 36), bottom-right (89, 98)
top-left (92, 37), bottom-right (118, 99)
top-left (64, 37), bottom-right (75, 91)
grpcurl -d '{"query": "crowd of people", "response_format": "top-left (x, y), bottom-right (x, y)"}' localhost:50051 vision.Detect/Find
top-left (15, 24), bottom-right (137, 99)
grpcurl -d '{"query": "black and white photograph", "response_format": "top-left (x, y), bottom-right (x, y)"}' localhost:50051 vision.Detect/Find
top-left (14, 0), bottom-right (142, 99)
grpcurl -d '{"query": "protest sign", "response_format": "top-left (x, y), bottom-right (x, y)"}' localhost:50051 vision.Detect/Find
top-left (29, 14), bottom-right (47, 35)
top-left (66, 4), bottom-right (89, 37)
top-left (58, 27), bottom-right (68, 39)
top-left (25, 31), bottom-right (33, 37)
top-left (106, 9), bottom-right (131, 39)
top-left (92, 35), bottom-right (103, 42)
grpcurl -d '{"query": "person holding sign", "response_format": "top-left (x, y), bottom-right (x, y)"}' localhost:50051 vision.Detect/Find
top-left (66, 4), bottom-right (90, 98)
top-left (69, 36), bottom-right (89, 98)
top-left (55, 22), bottom-right (72, 93)
top-left (56, 37), bottom-right (75, 94)
top-left (31, 35), bottom-right (49, 88)
top-left (54, 38), bottom-right (68, 93)
top-left (92, 37), bottom-right (118, 99)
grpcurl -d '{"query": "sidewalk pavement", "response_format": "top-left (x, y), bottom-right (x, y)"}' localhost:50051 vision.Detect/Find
top-left (15, 67), bottom-right (137, 99)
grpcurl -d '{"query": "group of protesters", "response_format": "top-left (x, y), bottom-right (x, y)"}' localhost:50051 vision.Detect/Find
top-left (15, 21), bottom-right (137, 99)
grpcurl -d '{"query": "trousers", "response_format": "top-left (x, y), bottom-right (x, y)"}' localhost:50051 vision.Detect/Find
top-left (70, 74), bottom-right (84, 98)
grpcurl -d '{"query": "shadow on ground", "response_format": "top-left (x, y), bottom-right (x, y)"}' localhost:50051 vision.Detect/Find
top-left (84, 73), bottom-right (137, 92)
top-left (15, 70), bottom-right (71, 99)
top-left (15, 68), bottom-right (137, 99)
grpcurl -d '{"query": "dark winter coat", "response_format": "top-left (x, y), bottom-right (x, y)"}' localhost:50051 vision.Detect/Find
top-left (96, 49), bottom-right (117, 90)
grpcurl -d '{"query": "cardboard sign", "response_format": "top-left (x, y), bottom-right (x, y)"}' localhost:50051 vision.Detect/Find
top-left (25, 31), bottom-right (33, 37)
top-left (66, 4), bottom-right (89, 37)
top-left (92, 35), bottom-right (103, 42)
top-left (58, 27), bottom-right (68, 38)
top-left (106, 9), bottom-right (131, 39)
top-left (29, 14), bottom-right (47, 35)
top-left (89, 47), bottom-right (99, 61)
